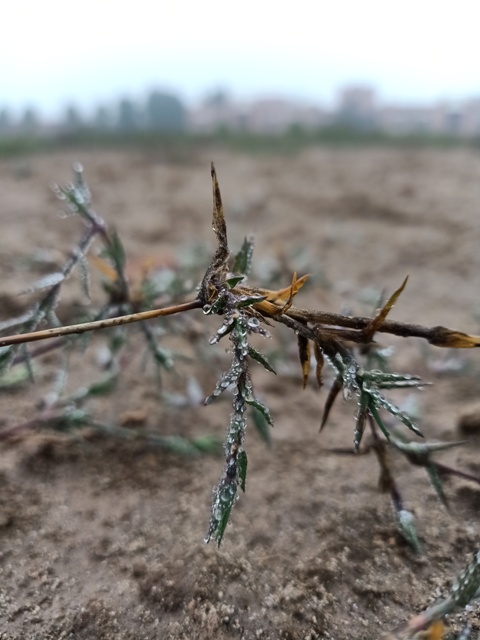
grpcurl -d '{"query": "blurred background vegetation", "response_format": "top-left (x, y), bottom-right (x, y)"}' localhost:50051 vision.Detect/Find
top-left (1, 86), bottom-right (480, 159)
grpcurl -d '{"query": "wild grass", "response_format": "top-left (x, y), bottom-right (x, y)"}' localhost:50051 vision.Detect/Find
top-left (1, 162), bottom-right (480, 637)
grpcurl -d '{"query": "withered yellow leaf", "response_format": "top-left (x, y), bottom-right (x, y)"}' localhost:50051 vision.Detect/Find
top-left (429, 327), bottom-right (480, 348)
top-left (425, 620), bottom-right (446, 640)
top-left (262, 273), bottom-right (309, 306)
top-left (89, 255), bottom-right (119, 282)
top-left (366, 275), bottom-right (409, 337)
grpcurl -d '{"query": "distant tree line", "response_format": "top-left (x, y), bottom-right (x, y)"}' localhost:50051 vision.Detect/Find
top-left (2, 85), bottom-right (479, 140)
top-left (0, 90), bottom-right (187, 137)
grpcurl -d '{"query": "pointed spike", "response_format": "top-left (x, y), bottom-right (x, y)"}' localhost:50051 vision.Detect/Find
top-left (246, 396), bottom-right (274, 428)
top-left (392, 438), bottom-right (466, 458)
top-left (250, 404), bottom-right (272, 446)
top-left (426, 440), bottom-right (466, 452)
top-left (366, 275), bottom-right (409, 339)
top-left (297, 334), bottom-right (311, 389)
top-left (320, 374), bottom-right (343, 431)
top-left (396, 508), bottom-right (422, 554)
top-left (210, 162), bottom-right (228, 253)
top-left (434, 462), bottom-right (480, 486)
top-left (369, 388), bottom-right (424, 438)
top-left (354, 392), bottom-right (369, 452)
top-left (108, 228), bottom-right (127, 273)
top-left (277, 272), bottom-right (298, 315)
top-left (248, 346), bottom-right (276, 374)
top-left (426, 464), bottom-right (449, 509)
top-left (368, 401), bottom-right (392, 442)
top-left (313, 342), bottom-right (324, 388)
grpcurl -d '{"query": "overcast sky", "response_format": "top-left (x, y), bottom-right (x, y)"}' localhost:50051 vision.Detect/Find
top-left (1, 0), bottom-right (479, 116)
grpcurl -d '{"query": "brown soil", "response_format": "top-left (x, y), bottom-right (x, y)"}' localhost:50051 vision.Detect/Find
top-left (1, 145), bottom-right (480, 639)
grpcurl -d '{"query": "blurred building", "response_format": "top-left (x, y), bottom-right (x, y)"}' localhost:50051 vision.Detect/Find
top-left (188, 93), bottom-right (328, 134)
top-left (188, 100), bottom-right (247, 133)
top-left (378, 99), bottom-right (480, 137)
top-left (378, 104), bottom-right (439, 135)
top-left (246, 98), bottom-right (327, 133)
top-left (336, 85), bottom-right (378, 130)
top-left (459, 98), bottom-right (480, 136)
top-left (2, 85), bottom-right (480, 139)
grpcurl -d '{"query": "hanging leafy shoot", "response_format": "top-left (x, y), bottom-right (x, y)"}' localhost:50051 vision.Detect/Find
top-left (201, 164), bottom-right (274, 545)
top-left (203, 313), bottom-right (269, 545)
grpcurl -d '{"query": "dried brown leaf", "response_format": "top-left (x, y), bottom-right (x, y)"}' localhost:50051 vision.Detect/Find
top-left (320, 374), bottom-right (343, 431)
top-left (210, 162), bottom-right (228, 255)
top-left (313, 342), bottom-right (324, 388)
top-left (199, 164), bottom-right (230, 304)
top-left (261, 273), bottom-right (309, 306)
top-left (297, 334), bottom-right (311, 389)
top-left (366, 275), bottom-right (409, 339)
top-left (278, 272), bottom-right (299, 315)
top-left (428, 327), bottom-right (480, 348)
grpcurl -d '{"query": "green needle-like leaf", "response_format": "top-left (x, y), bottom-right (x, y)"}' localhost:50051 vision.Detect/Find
top-left (366, 385), bottom-right (423, 438)
top-left (426, 463), bottom-right (449, 508)
top-left (238, 449), bottom-right (248, 492)
top-left (368, 401), bottom-right (392, 442)
top-left (226, 275), bottom-right (245, 288)
top-left (246, 395), bottom-right (274, 427)
top-left (250, 404), bottom-right (272, 446)
top-left (108, 228), bottom-right (127, 273)
top-left (396, 508), bottom-right (422, 554)
top-left (248, 346), bottom-right (276, 374)
top-left (205, 479), bottom-right (238, 546)
top-left (232, 236), bottom-right (254, 276)
top-left (354, 390), bottom-right (369, 451)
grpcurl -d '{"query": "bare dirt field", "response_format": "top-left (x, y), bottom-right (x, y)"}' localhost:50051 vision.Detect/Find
top-left (1, 145), bottom-right (480, 639)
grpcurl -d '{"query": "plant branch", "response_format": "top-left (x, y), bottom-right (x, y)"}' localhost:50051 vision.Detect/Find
top-left (254, 299), bottom-right (480, 348)
top-left (0, 299), bottom-right (202, 347)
